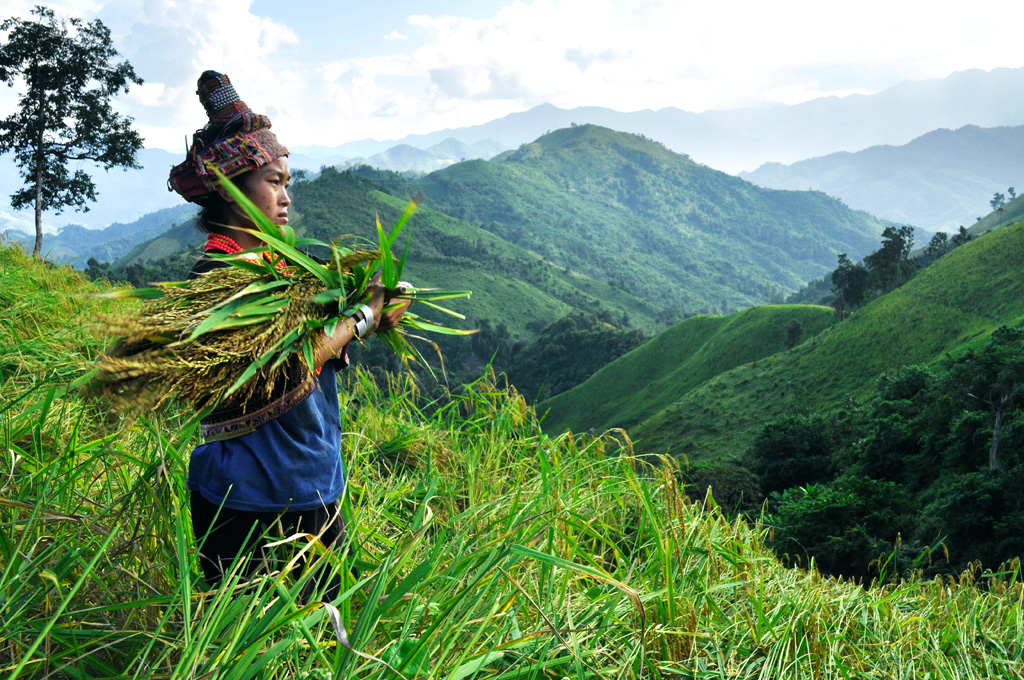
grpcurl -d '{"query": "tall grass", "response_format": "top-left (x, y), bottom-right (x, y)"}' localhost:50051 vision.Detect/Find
top-left (2, 244), bottom-right (1023, 678)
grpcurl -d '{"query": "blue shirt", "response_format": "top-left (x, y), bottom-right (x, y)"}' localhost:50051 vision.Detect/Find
top-left (188, 362), bottom-right (345, 512)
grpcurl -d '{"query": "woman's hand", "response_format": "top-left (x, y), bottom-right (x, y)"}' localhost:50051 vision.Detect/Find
top-left (314, 274), bottom-right (387, 367)
top-left (360, 274), bottom-right (388, 335)
top-left (352, 275), bottom-right (413, 336)
top-left (314, 276), bottom-right (414, 368)
top-left (376, 284), bottom-right (413, 333)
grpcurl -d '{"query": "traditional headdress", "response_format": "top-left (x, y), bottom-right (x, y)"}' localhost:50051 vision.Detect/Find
top-left (168, 71), bottom-right (288, 202)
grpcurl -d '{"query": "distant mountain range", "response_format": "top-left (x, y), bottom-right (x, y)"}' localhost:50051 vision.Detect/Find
top-left (326, 66), bottom-right (1024, 174)
top-left (3, 204), bottom-right (195, 267)
top-left (4, 66), bottom-right (1024, 237)
top-left (741, 125), bottom-right (1024, 231)
top-left (338, 138), bottom-right (508, 174)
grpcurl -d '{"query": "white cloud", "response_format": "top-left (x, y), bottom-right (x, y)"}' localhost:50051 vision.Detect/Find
top-left (80, 0), bottom-right (304, 149)
top-left (306, 0), bottom-right (1024, 144)
top-left (6, 0), bottom-right (1024, 150)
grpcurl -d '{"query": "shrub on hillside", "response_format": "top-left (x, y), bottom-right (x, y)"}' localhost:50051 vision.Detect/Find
top-left (768, 475), bottom-right (914, 579)
top-left (748, 413), bottom-right (834, 494)
top-left (683, 461), bottom-right (762, 516)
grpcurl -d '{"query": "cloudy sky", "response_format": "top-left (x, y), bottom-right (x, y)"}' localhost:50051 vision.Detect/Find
top-left (3, 0), bottom-right (1024, 151)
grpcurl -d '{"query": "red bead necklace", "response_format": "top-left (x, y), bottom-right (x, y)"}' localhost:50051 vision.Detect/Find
top-left (205, 233), bottom-right (286, 268)
top-left (205, 232), bottom-right (245, 254)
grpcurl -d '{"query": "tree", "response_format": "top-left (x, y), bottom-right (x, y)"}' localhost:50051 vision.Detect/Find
top-left (785, 318), bottom-right (804, 348)
top-left (990, 192), bottom-right (1006, 211)
top-left (950, 226), bottom-right (972, 249)
top-left (1009, 187), bottom-right (1017, 200)
top-left (748, 413), bottom-right (833, 494)
top-left (945, 326), bottom-right (1024, 472)
top-left (924, 231), bottom-right (949, 261)
top-left (830, 252), bottom-right (868, 316)
top-left (863, 225), bottom-right (915, 293)
top-left (83, 256), bottom-right (110, 281)
top-left (0, 6), bottom-right (143, 257)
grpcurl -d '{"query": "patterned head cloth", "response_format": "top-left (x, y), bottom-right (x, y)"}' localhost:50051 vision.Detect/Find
top-left (168, 71), bottom-right (289, 202)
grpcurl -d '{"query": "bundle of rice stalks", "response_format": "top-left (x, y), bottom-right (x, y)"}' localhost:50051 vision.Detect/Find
top-left (86, 170), bottom-right (471, 415)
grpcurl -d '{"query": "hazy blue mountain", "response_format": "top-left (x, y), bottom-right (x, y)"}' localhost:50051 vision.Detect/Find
top-left (339, 138), bottom-right (508, 174)
top-left (5, 204), bottom-right (195, 266)
top-left (429, 138), bottom-right (506, 160)
top-left (741, 125), bottom-right (1024, 231)
top-left (0, 148), bottom-right (183, 234)
top-left (353, 67), bottom-right (1024, 173)
top-left (223, 66), bottom-right (1024, 176)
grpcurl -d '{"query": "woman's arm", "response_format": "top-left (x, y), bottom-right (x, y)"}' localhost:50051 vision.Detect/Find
top-left (313, 279), bottom-right (412, 369)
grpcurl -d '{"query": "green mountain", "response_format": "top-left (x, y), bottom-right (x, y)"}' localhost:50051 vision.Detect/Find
top-left (417, 125), bottom-right (886, 316)
top-left (541, 305), bottom-right (835, 435)
top-left (622, 219), bottom-right (1024, 458)
top-left (290, 168), bottom-right (664, 340)
top-left (112, 212), bottom-right (203, 268)
top-left (742, 124), bottom-right (1024, 231)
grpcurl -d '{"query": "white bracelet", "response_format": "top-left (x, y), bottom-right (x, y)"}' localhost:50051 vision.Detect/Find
top-left (353, 304), bottom-right (375, 339)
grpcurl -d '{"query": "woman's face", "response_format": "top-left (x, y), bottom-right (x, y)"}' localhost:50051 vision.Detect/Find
top-left (241, 157), bottom-right (291, 226)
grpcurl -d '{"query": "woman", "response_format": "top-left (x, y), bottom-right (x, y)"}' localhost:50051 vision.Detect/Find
top-left (168, 71), bottom-right (408, 597)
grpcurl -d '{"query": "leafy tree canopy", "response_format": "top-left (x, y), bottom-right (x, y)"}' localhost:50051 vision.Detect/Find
top-left (0, 5), bottom-right (143, 256)
top-left (752, 325), bottom-right (1024, 580)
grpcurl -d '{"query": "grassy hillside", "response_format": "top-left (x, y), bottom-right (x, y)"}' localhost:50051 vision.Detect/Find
top-left (114, 217), bottom-right (203, 267)
top-left (541, 305), bottom-right (835, 435)
top-left (629, 220), bottom-right (1024, 459)
top-left (418, 125), bottom-right (886, 315)
top-left (969, 191), bottom-right (1024, 238)
top-left (3, 244), bottom-right (1022, 678)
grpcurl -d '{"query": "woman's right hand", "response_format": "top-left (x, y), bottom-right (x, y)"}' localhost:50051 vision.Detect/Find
top-left (375, 282), bottom-right (412, 333)
top-left (315, 274), bottom-right (387, 368)
top-left (360, 274), bottom-right (388, 335)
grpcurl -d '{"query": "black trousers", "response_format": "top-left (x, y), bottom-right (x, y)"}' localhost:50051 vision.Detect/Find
top-left (190, 491), bottom-right (349, 601)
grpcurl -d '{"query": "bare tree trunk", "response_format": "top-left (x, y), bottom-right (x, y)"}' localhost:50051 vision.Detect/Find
top-left (33, 86), bottom-right (46, 258)
top-left (989, 395), bottom-right (1009, 472)
top-left (34, 161), bottom-right (43, 258)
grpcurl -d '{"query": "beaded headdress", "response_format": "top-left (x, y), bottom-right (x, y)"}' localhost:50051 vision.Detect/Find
top-left (168, 71), bottom-right (289, 202)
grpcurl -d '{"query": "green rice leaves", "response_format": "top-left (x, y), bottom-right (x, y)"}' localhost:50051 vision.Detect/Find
top-left (86, 171), bottom-right (470, 414)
